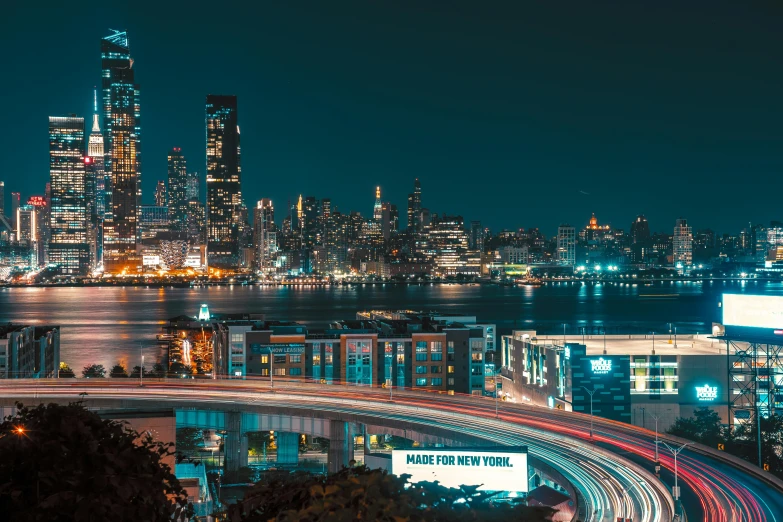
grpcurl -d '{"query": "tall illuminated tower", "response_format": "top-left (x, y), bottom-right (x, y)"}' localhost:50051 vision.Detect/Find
top-left (407, 178), bottom-right (422, 232)
top-left (49, 116), bottom-right (90, 275)
top-left (206, 95), bottom-right (241, 267)
top-left (167, 148), bottom-right (188, 229)
top-left (102, 30), bottom-right (141, 270)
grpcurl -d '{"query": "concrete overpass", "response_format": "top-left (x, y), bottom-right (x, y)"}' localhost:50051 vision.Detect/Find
top-left (3, 378), bottom-right (776, 522)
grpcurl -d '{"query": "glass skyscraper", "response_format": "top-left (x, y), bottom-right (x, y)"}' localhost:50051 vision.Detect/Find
top-left (49, 116), bottom-right (90, 275)
top-left (167, 147), bottom-right (188, 231)
top-left (206, 95), bottom-right (241, 267)
top-left (101, 30), bottom-right (141, 270)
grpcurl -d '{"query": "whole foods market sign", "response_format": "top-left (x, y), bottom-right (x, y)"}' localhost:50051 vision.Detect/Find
top-left (590, 357), bottom-right (612, 374)
top-left (696, 384), bottom-right (718, 401)
top-left (391, 448), bottom-right (528, 492)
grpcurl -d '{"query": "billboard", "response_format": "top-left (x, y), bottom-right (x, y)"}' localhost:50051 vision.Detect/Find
top-left (723, 294), bottom-right (783, 331)
top-left (391, 447), bottom-right (528, 492)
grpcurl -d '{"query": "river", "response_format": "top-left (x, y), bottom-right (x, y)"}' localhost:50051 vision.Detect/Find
top-left (2, 280), bottom-right (781, 371)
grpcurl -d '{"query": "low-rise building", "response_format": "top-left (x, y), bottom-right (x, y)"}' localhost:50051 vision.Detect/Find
top-left (0, 324), bottom-right (60, 378)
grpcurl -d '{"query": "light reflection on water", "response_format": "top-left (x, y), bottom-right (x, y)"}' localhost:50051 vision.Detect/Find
top-left (1, 281), bottom-right (781, 371)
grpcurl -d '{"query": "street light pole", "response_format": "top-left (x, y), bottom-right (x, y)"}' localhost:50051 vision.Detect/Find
top-left (270, 350), bottom-right (274, 388)
top-left (582, 386), bottom-right (596, 439)
top-left (650, 413), bottom-right (660, 465)
top-left (662, 441), bottom-right (692, 517)
top-left (140, 354), bottom-right (145, 387)
top-left (652, 331), bottom-right (656, 355)
top-left (563, 323), bottom-right (567, 346)
top-left (674, 325), bottom-right (677, 348)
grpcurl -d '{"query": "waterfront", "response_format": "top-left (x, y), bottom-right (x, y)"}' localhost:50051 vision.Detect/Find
top-left (2, 280), bottom-right (782, 371)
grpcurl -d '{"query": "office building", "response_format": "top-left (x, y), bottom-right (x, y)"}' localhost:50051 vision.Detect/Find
top-left (168, 148), bottom-right (189, 229)
top-left (630, 215), bottom-right (650, 245)
top-left (102, 30), bottom-right (142, 271)
top-left (0, 324), bottom-right (60, 379)
top-left (87, 89), bottom-right (108, 220)
top-left (557, 224), bottom-right (576, 267)
top-left (407, 178), bottom-right (422, 232)
top-left (139, 205), bottom-right (170, 240)
top-left (206, 95), bottom-right (241, 267)
top-left (469, 220), bottom-right (484, 252)
top-left (49, 116), bottom-right (90, 276)
top-left (673, 218), bottom-right (693, 269)
top-left (10, 192), bottom-right (20, 229)
top-left (253, 199), bottom-right (275, 271)
top-left (381, 202), bottom-right (398, 240)
top-left (155, 180), bottom-right (167, 207)
top-left (186, 171), bottom-right (200, 201)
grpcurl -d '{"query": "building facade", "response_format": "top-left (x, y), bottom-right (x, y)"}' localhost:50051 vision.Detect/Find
top-left (49, 116), bottom-right (90, 275)
top-left (168, 148), bottom-right (188, 230)
top-left (673, 218), bottom-right (693, 269)
top-left (206, 95), bottom-right (241, 267)
top-left (102, 30), bottom-right (142, 271)
top-left (556, 225), bottom-right (575, 267)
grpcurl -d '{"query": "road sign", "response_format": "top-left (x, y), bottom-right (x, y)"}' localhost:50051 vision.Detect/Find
top-left (763, 464), bottom-right (770, 471)
top-left (718, 444), bottom-right (725, 451)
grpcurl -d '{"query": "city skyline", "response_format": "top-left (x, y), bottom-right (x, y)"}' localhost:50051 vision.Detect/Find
top-left (1, 2), bottom-right (781, 235)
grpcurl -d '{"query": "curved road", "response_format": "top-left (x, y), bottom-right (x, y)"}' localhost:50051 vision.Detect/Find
top-left (5, 379), bottom-right (780, 521)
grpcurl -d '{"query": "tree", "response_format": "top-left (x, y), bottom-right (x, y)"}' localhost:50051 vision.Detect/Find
top-left (81, 364), bottom-right (106, 378)
top-left (129, 365), bottom-right (146, 378)
top-left (176, 427), bottom-right (204, 454)
top-left (109, 363), bottom-right (129, 378)
top-left (58, 362), bottom-right (75, 378)
top-left (0, 402), bottom-right (193, 521)
top-left (226, 466), bottom-right (554, 522)
top-left (733, 414), bottom-right (783, 478)
top-left (667, 407), bottom-right (725, 448)
top-left (148, 363), bottom-right (167, 378)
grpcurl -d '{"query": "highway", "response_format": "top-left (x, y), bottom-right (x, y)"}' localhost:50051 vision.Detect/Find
top-left (3, 379), bottom-right (779, 521)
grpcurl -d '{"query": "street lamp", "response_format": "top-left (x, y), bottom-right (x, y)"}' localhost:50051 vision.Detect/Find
top-left (650, 413), bottom-right (660, 467)
top-left (582, 386), bottom-right (596, 439)
top-left (661, 441), bottom-right (692, 516)
top-left (563, 323), bottom-right (567, 347)
top-left (651, 331), bottom-right (656, 355)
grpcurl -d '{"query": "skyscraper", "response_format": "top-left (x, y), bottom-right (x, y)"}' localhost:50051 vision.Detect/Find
top-left (557, 224), bottom-right (576, 267)
top-left (154, 180), bottom-right (167, 207)
top-left (49, 116), bottom-right (89, 275)
top-left (185, 170), bottom-right (200, 201)
top-left (167, 148), bottom-right (188, 229)
top-left (253, 199), bottom-right (275, 270)
top-left (102, 30), bottom-right (141, 270)
top-left (673, 218), bottom-right (693, 269)
top-left (630, 215), bottom-right (650, 245)
top-left (407, 178), bottom-right (422, 232)
top-left (469, 220), bottom-right (484, 252)
top-left (10, 193), bottom-right (20, 229)
top-left (206, 95), bottom-right (241, 267)
top-left (87, 89), bottom-right (107, 217)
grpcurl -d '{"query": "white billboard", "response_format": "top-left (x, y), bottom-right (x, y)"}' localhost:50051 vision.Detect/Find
top-left (391, 448), bottom-right (528, 492)
top-left (723, 294), bottom-right (783, 329)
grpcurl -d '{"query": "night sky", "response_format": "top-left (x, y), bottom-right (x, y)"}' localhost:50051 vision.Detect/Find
top-left (1, 1), bottom-right (781, 235)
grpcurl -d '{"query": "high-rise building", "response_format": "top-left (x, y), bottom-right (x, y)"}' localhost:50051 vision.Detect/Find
top-left (630, 215), bottom-right (650, 245)
top-left (167, 148), bottom-right (189, 229)
top-left (154, 180), bottom-right (167, 207)
top-left (206, 95), bottom-right (241, 267)
top-left (557, 224), bottom-right (576, 267)
top-left (0, 181), bottom-right (4, 219)
top-left (185, 170), bottom-right (200, 201)
top-left (87, 89), bottom-right (107, 218)
top-left (673, 218), bottom-right (693, 269)
top-left (407, 178), bottom-right (422, 232)
top-left (373, 186), bottom-right (383, 222)
top-left (49, 116), bottom-right (90, 275)
top-left (381, 202), bottom-right (398, 240)
top-left (10, 193), bottom-right (20, 229)
top-left (469, 220), bottom-right (484, 252)
top-left (253, 199), bottom-right (275, 271)
top-left (102, 30), bottom-right (141, 270)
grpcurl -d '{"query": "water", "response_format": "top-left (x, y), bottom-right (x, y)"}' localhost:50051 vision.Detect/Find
top-left (2, 280), bottom-right (781, 371)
